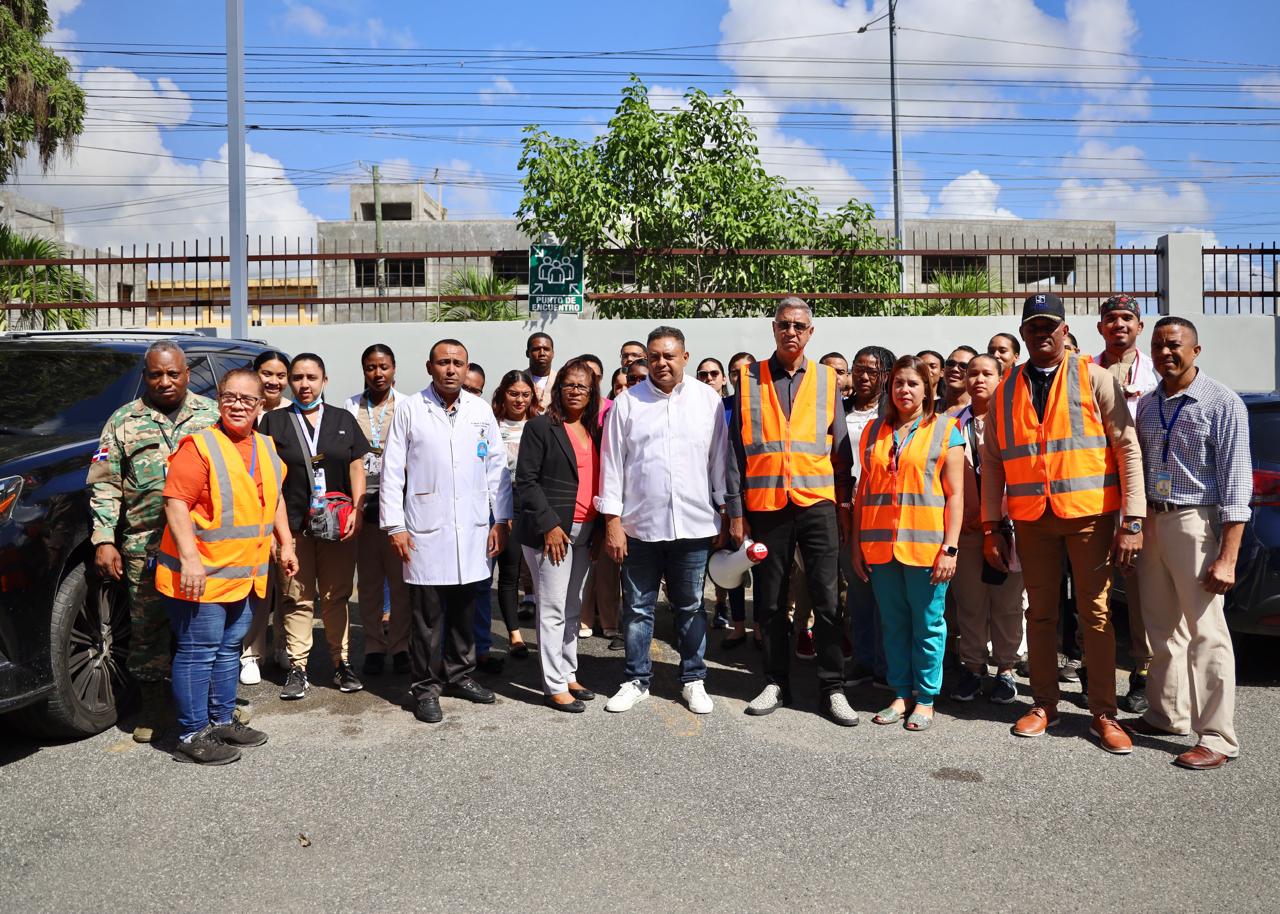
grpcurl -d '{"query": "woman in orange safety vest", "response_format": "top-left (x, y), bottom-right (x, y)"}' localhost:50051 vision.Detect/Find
top-left (851, 355), bottom-right (965, 732)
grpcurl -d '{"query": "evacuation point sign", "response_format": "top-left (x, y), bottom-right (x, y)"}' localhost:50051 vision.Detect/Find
top-left (528, 245), bottom-right (584, 314)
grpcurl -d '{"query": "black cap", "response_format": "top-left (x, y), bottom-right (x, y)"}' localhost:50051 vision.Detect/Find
top-left (1020, 292), bottom-right (1065, 326)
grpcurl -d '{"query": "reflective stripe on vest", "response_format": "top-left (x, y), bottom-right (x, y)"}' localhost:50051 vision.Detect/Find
top-left (739, 359), bottom-right (837, 511)
top-left (993, 355), bottom-right (1121, 521)
top-left (858, 414), bottom-right (953, 567)
top-left (155, 427), bottom-right (283, 603)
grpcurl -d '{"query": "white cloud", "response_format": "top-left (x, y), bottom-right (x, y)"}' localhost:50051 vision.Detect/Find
top-left (1057, 139), bottom-right (1155, 180)
top-left (479, 76), bottom-right (517, 106)
top-left (1050, 177), bottom-right (1211, 231)
top-left (933, 170), bottom-right (1017, 219)
top-left (11, 67), bottom-right (319, 249)
top-left (437, 159), bottom-right (498, 219)
top-left (280, 2), bottom-right (330, 37)
top-left (278, 4), bottom-right (416, 48)
top-left (1242, 74), bottom-right (1280, 101)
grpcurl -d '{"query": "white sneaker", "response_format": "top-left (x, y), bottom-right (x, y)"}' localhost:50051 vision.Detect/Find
top-left (681, 680), bottom-right (714, 715)
top-left (239, 656), bottom-right (261, 685)
top-left (605, 679), bottom-right (650, 713)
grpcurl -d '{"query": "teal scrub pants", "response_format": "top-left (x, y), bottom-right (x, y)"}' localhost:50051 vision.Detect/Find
top-left (868, 560), bottom-right (948, 704)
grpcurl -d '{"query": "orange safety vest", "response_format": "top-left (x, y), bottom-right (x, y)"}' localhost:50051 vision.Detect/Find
top-left (858, 413), bottom-right (956, 567)
top-left (156, 425), bottom-right (284, 603)
top-left (738, 358), bottom-right (838, 512)
top-left (989, 354), bottom-right (1120, 521)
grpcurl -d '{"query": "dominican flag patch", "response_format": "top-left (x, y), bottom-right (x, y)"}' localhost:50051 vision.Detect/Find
top-left (91, 447), bottom-right (109, 463)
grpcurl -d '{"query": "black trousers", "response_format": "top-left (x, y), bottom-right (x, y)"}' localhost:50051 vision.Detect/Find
top-left (407, 582), bottom-right (477, 699)
top-left (748, 500), bottom-right (844, 694)
top-left (494, 528), bottom-right (524, 634)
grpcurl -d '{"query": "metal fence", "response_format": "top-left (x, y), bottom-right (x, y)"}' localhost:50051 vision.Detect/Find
top-left (1203, 246), bottom-right (1279, 315)
top-left (29, 236), bottom-right (1280, 328)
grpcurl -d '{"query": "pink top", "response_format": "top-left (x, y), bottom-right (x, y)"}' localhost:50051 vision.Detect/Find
top-left (569, 427), bottom-right (599, 524)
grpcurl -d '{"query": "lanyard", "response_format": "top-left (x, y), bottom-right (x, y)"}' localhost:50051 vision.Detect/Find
top-left (294, 404), bottom-right (323, 458)
top-left (1157, 393), bottom-right (1189, 464)
top-left (889, 416), bottom-right (923, 475)
top-left (363, 392), bottom-right (391, 449)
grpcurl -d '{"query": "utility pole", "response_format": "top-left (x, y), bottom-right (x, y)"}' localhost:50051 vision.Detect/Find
top-left (225, 0), bottom-right (249, 336)
top-left (888, 0), bottom-right (905, 293)
top-left (371, 163), bottom-right (386, 321)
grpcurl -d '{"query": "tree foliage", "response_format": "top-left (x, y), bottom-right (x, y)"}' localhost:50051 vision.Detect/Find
top-left (0, 0), bottom-right (85, 182)
top-left (0, 223), bottom-right (92, 329)
top-left (437, 268), bottom-right (520, 322)
top-left (516, 77), bottom-right (898, 319)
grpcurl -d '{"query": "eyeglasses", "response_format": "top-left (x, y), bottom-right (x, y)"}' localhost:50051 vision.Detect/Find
top-left (696, 370), bottom-right (722, 380)
top-left (851, 366), bottom-right (884, 376)
top-left (561, 383), bottom-right (592, 393)
top-left (626, 375), bottom-right (645, 386)
top-left (944, 359), bottom-right (972, 370)
top-left (219, 393), bottom-right (262, 408)
top-left (773, 320), bottom-right (811, 333)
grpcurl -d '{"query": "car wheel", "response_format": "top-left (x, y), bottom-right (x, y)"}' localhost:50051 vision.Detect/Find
top-left (14, 562), bottom-right (133, 738)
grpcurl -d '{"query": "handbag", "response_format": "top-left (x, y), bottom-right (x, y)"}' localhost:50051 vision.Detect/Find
top-left (308, 491), bottom-right (355, 541)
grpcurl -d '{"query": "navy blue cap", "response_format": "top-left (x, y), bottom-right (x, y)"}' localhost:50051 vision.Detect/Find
top-left (1020, 292), bottom-right (1065, 326)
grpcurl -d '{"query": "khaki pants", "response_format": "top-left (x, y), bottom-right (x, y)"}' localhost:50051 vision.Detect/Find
top-left (581, 554), bottom-right (620, 632)
top-left (1016, 511), bottom-right (1117, 715)
top-left (356, 524), bottom-right (411, 656)
top-left (242, 563), bottom-right (285, 661)
top-left (951, 531), bottom-right (1025, 673)
top-left (282, 534), bottom-right (357, 667)
top-left (1137, 507), bottom-right (1238, 756)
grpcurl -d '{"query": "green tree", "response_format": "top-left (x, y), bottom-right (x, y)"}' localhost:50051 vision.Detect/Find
top-left (0, 223), bottom-right (92, 329)
top-left (437, 268), bottom-right (520, 322)
top-left (0, 0), bottom-right (86, 182)
top-left (517, 77), bottom-right (897, 319)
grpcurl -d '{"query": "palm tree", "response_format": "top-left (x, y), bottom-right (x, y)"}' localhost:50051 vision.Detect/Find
top-left (0, 224), bottom-right (93, 329)
top-left (437, 268), bottom-right (520, 322)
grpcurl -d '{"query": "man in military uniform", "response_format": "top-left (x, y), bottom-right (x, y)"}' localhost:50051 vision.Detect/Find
top-left (89, 340), bottom-right (219, 742)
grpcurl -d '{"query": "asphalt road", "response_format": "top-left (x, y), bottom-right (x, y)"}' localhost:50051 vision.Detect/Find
top-left (3, 602), bottom-right (1278, 914)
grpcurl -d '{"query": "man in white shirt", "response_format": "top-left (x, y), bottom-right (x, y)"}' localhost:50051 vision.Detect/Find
top-left (598, 326), bottom-right (729, 715)
top-left (380, 339), bottom-right (513, 725)
top-left (526, 332), bottom-right (555, 410)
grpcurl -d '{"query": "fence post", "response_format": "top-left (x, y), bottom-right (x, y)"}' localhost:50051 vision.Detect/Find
top-left (1157, 232), bottom-right (1203, 317)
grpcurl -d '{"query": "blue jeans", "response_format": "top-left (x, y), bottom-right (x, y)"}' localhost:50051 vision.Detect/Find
top-left (868, 561), bottom-right (948, 704)
top-left (841, 551), bottom-right (886, 677)
top-left (474, 568), bottom-right (494, 656)
top-left (166, 594), bottom-right (254, 739)
top-left (621, 537), bottom-right (712, 688)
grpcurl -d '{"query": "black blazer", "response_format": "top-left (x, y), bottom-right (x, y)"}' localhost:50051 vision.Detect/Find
top-left (514, 414), bottom-right (597, 549)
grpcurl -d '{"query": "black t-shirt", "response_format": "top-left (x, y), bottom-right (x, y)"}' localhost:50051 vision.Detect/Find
top-left (260, 404), bottom-right (370, 532)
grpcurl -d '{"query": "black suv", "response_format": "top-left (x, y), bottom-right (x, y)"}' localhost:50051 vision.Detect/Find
top-left (0, 330), bottom-right (280, 737)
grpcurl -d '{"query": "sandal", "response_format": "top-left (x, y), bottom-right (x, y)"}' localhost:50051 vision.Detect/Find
top-left (905, 709), bottom-right (934, 731)
top-left (873, 706), bottom-right (903, 725)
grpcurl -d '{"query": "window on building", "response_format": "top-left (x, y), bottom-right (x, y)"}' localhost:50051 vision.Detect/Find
top-left (1017, 254), bottom-right (1077, 285)
top-left (921, 255), bottom-right (988, 284)
top-left (354, 260), bottom-right (376, 288)
top-left (353, 258), bottom-right (426, 288)
top-left (492, 251), bottom-right (528, 284)
top-left (359, 202), bottom-right (413, 221)
top-left (116, 282), bottom-right (134, 301)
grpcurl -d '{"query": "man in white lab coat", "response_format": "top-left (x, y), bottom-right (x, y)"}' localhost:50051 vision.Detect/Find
top-left (380, 339), bottom-right (513, 724)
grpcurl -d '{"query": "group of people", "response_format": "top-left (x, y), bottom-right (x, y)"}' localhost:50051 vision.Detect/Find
top-left (89, 291), bottom-right (1250, 770)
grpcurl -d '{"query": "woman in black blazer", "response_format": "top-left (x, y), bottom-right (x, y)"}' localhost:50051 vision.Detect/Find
top-left (515, 358), bottom-right (601, 713)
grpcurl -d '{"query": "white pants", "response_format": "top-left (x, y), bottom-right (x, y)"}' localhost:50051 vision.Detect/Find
top-left (523, 524), bottom-right (591, 695)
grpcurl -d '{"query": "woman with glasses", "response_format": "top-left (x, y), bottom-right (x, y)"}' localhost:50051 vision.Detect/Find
top-left (259, 353), bottom-right (370, 701)
top-left (942, 346), bottom-right (978, 416)
top-left (491, 370), bottom-right (538, 660)
top-left (156, 368), bottom-right (298, 764)
top-left (515, 359), bottom-right (603, 712)
top-left (696, 357), bottom-right (743, 634)
top-left (851, 355), bottom-right (964, 732)
top-left (343, 344), bottom-right (411, 677)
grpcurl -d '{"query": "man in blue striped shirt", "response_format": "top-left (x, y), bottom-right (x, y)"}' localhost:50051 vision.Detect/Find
top-left (1129, 316), bottom-right (1250, 770)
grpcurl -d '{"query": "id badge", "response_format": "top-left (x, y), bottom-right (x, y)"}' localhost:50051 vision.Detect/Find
top-left (313, 468), bottom-right (327, 493)
top-left (1153, 470), bottom-right (1173, 499)
top-left (364, 451), bottom-right (383, 478)
top-left (145, 549), bottom-right (157, 572)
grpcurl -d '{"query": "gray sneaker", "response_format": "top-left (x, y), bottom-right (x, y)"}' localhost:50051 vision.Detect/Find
top-left (745, 683), bottom-right (791, 716)
top-left (949, 669), bottom-right (983, 702)
top-left (824, 692), bottom-right (859, 727)
top-left (990, 671), bottom-right (1018, 704)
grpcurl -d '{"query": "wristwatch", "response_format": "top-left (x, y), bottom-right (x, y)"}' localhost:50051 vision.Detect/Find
top-left (941, 544), bottom-right (959, 557)
top-left (1121, 518), bottom-right (1143, 535)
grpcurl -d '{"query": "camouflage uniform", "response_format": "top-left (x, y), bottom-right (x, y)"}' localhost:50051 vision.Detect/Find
top-left (89, 393), bottom-right (219, 682)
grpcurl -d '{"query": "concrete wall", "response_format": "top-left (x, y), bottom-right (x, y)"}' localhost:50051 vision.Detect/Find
top-left (253, 312), bottom-right (1276, 404)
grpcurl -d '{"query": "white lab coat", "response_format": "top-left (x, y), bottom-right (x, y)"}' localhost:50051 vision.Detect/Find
top-left (379, 387), bottom-right (513, 586)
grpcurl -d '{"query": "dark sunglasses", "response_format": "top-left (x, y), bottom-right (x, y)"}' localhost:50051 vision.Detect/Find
top-left (696, 369), bottom-right (722, 380)
top-left (774, 320), bottom-right (811, 333)
top-left (944, 358), bottom-right (971, 370)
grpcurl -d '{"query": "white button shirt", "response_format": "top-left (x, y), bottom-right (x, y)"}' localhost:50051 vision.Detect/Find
top-left (596, 376), bottom-right (728, 542)
top-left (379, 386), bottom-right (512, 586)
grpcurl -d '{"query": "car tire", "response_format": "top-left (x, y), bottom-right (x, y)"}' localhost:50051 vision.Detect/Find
top-left (11, 562), bottom-right (133, 738)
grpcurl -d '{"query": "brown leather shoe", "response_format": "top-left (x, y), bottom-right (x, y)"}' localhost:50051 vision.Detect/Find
top-left (1121, 717), bottom-right (1188, 738)
top-left (1174, 745), bottom-right (1232, 770)
top-left (1090, 713), bottom-right (1133, 754)
top-left (1013, 705), bottom-right (1059, 738)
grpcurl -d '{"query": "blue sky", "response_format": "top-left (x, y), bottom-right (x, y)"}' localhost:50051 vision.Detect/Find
top-left (11, 0), bottom-right (1280, 248)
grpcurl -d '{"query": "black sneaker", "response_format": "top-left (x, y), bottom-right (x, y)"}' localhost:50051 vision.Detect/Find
top-left (607, 634), bottom-right (626, 652)
top-left (1120, 671), bottom-right (1149, 714)
top-left (443, 677), bottom-right (495, 704)
top-left (414, 696), bottom-right (443, 723)
top-left (949, 669), bottom-right (983, 702)
top-left (172, 725), bottom-right (241, 765)
top-left (280, 666), bottom-right (308, 700)
top-left (1059, 657), bottom-right (1082, 683)
top-left (362, 652), bottom-right (386, 676)
top-left (477, 654), bottom-right (505, 675)
top-left (212, 719), bottom-right (269, 747)
top-left (334, 661), bottom-right (364, 693)
top-left (392, 651), bottom-right (411, 675)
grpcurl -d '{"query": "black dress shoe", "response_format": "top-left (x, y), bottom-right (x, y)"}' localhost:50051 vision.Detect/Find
top-left (392, 652), bottom-right (411, 675)
top-left (544, 695), bottom-right (586, 713)
top-left (568, 686), bottom-right (595, 701)
top-left (722, 633), bottom-right (747, 650)
top-left (414, 696), bottom-right (443, 723)
top-left (509, 642), bottom-right (530, 659)
top-left (443, 678), bottom-right (496, 704)
top-left (362, 652), bottom-right (386, 676)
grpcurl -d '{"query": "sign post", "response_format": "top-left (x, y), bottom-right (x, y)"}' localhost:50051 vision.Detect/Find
top-left (528, 245), bottom-right (584, 314)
